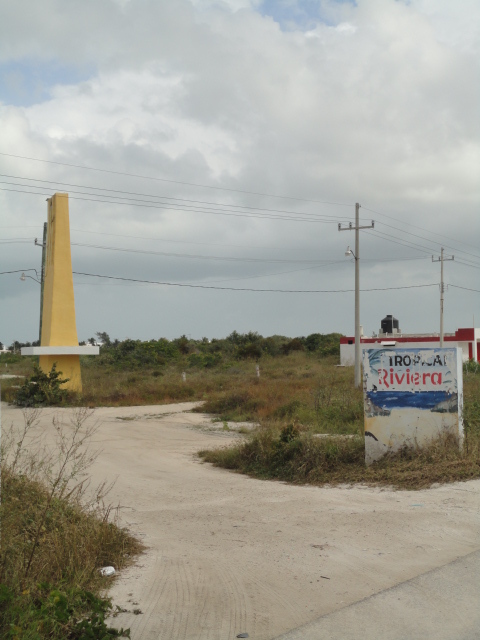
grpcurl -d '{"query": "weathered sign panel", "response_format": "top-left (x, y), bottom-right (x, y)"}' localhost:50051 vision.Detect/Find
top-left (363, 348), bottom-right (463, 464)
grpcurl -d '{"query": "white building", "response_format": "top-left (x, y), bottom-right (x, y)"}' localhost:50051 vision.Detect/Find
top-left (340, 326), bottom-right (480, 366)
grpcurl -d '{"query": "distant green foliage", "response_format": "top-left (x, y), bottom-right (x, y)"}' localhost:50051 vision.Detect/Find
top-left (0, 351), bottom-right (23, 365)
top-left (304, 333), bottom-right (343, 356)
top-left (82, 331), bottom-right (342, 369)
top-left (95, 338), bottom-right (181, 368)
top-left (15, 364), bottom-right (70, 407)
top-left (187, 353), bottom-right (222, 368)
top-left (281, 338), bottom-right (304, 355)
top-left (464, 359), bottom-right (480, 375)
top-left (96, 331), bottom-right (112, 346)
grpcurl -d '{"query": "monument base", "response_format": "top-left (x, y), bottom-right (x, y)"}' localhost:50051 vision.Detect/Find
top-left (21, 346), bottom-right (99, 393)
top-left (39, 354), bottom-right (82, 392)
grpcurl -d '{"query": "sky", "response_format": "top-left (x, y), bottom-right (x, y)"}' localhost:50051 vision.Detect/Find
top-left (0, 0), bottom-right (479, 346)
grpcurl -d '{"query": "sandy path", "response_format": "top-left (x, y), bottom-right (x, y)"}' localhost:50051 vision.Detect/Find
top-left (2, 402), bottom-right (479, 639)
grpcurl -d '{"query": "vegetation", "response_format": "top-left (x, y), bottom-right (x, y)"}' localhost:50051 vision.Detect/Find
top-left (0, 409), bottom-right (143, 639)
top-left (2, 331), bottom-right (480, 490)
top-left (200, 363), bottom-right (480, 489)
top-left (200, 424), bottom-right (480, 490)
top-left (15, 364), bottom-right (70, 407)
top-left (1, 331), bottom-right (349, 427)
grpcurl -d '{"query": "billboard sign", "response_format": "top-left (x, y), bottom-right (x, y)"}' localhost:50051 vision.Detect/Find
top-left (363, 348), bottom-right (463, 464)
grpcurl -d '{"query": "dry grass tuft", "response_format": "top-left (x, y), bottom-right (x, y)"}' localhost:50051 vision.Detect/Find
top-left (199, 425), bottom-right (480, 490)
top-left (0, 409), bottom-right (143, 638)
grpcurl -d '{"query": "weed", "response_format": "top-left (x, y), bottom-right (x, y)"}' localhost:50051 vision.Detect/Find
top-left (15, 364), bottom-right (70, 407)
top-left (0, 583), bottom-right (130, 639)
top-left (0, 409), bottom-right (143, 639)
top-left (199, 425), bottom-right (480, 490)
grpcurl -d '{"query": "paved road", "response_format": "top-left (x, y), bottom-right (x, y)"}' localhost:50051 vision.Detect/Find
top-left (3, 402), bottom-right (479, 639)
top-left (275, 549), bottom-right (480, 639)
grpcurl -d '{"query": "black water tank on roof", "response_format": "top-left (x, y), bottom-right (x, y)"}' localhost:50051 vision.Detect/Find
top-left (381, 314), bottom-right (399, 334)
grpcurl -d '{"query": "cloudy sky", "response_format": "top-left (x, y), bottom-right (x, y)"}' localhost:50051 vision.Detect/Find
top-left (0, 0), bottom-right (479, 346)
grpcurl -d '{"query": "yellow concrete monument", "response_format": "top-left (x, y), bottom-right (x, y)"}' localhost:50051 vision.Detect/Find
top-left (22, 193), bottom-right (98, 391)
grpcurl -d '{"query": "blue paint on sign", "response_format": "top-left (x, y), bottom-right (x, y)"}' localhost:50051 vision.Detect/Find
top-left (366, 390), bottom-right (455, 411)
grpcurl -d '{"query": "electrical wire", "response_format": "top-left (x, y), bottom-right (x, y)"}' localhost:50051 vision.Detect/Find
top-left (0, 180), bottom-right (344, 223)
top-left (0, 269), bottom-right (38, 276)
top-left (0, 152), bottom-right (353, 206)
top-left (71, 270), bottom-right (439, 293)
top-left (0, 240), bottom-right (32, 245)
top-left (454, 259), bottom-right (480, 271)
top-left (2, 161), bottom-right (478, 276)
top-left (71, 228), bottom-right (266, 250)
top-left (69, 241), bottom-right (334, 264)
top-left (374, 220), bottom-right (480, 263)
top-left (0, 186), bottom-right (345, 224)
top-left (449, 284), bottom-right (480, 293)
top-left (363, 205), bottom-right (480, 256)
top-left (0, 173), bottom-right (355, 222)
top-left (364, 229), bottom-right (434, 255)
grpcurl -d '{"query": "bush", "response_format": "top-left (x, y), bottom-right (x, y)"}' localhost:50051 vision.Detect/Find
top-left (236, 343), bottom-right (263, 360)
top-left (464, 359), bottom-right (480, 375)
top-left (304, 333), bottom-right (342, 356)
top-left (281, 338), bottom-right (305, 355)
top-left (15, 364), bottom-right (70, 407)
top-left (0, 409), bottom-right (142, 639)
top-left (0, 584), bottom-right (130, 639)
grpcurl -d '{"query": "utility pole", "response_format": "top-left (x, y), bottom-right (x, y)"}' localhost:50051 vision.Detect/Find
top-left (339, 203), bottom-right (374, 388)
top-left (432, 247), bottom-right (454, 347)
top-left (35, 222), bottom-right (48, 344)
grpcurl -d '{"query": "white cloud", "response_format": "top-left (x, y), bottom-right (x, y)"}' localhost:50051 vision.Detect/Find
top-left (0, 0), bottom-right (479, 344)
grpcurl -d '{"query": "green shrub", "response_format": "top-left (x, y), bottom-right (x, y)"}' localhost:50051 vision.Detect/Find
top-left (0, 584), bottom-right (130, 639)
top-left (281, 338), bottom-right (305, 355)
top-left (464, 359), bottom-right (480, 375)
top-left (15, 364), bottom-right (70, 407)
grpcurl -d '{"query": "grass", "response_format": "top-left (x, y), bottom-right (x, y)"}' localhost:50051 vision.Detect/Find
top-left (1, 352), bottom-right (364, 434)
top-left (3, 350), bottom-right (480, 490)
top-left (0, 409), bottom-right (143, 639)
top-left (199, 426), bottom-right (480, 490)
top-left (199, 364), bottom-right (480, 490)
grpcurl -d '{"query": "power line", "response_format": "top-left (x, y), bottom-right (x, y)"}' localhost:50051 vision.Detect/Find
top-left (0, 152), bottom-right (353, 206)
top-left (0, 240), bottom-right (32, 245)
top-left (375, 220), bottom-right (480, 263)
top-left (200, 255), bottom-right (430, 285)
top-left (0, 186), bottom-right (345, 224)
top-left (449, 284), bottom-right (480, 293)
top-left (363, 206), bottom-right (480, 262)
top-left (189, 260), bottom-right (345, 285)
top-left (366, 229), bottom-right (434, 255)
top-left (71, 270), bottom-right (439, 293)
top-left (0, 269), bottom-right (38, 275)
top-left (454, 259), bottom-right (480, 271)
top-left (70, 241), bottom-right (330, 264)
top-left (1, 154), bottom-right (475, 258)
top-left (0, 173), bottom-right (354, 222)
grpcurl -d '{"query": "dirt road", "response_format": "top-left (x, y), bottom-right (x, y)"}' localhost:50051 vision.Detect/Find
top-left (3, 402), bottom-right (479, 639)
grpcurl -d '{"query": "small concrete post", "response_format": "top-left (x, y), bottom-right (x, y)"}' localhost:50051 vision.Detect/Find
top-left (182, 371), bottom-right (187, 382)
top-left (256, 364), bottom-right (260, 378)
